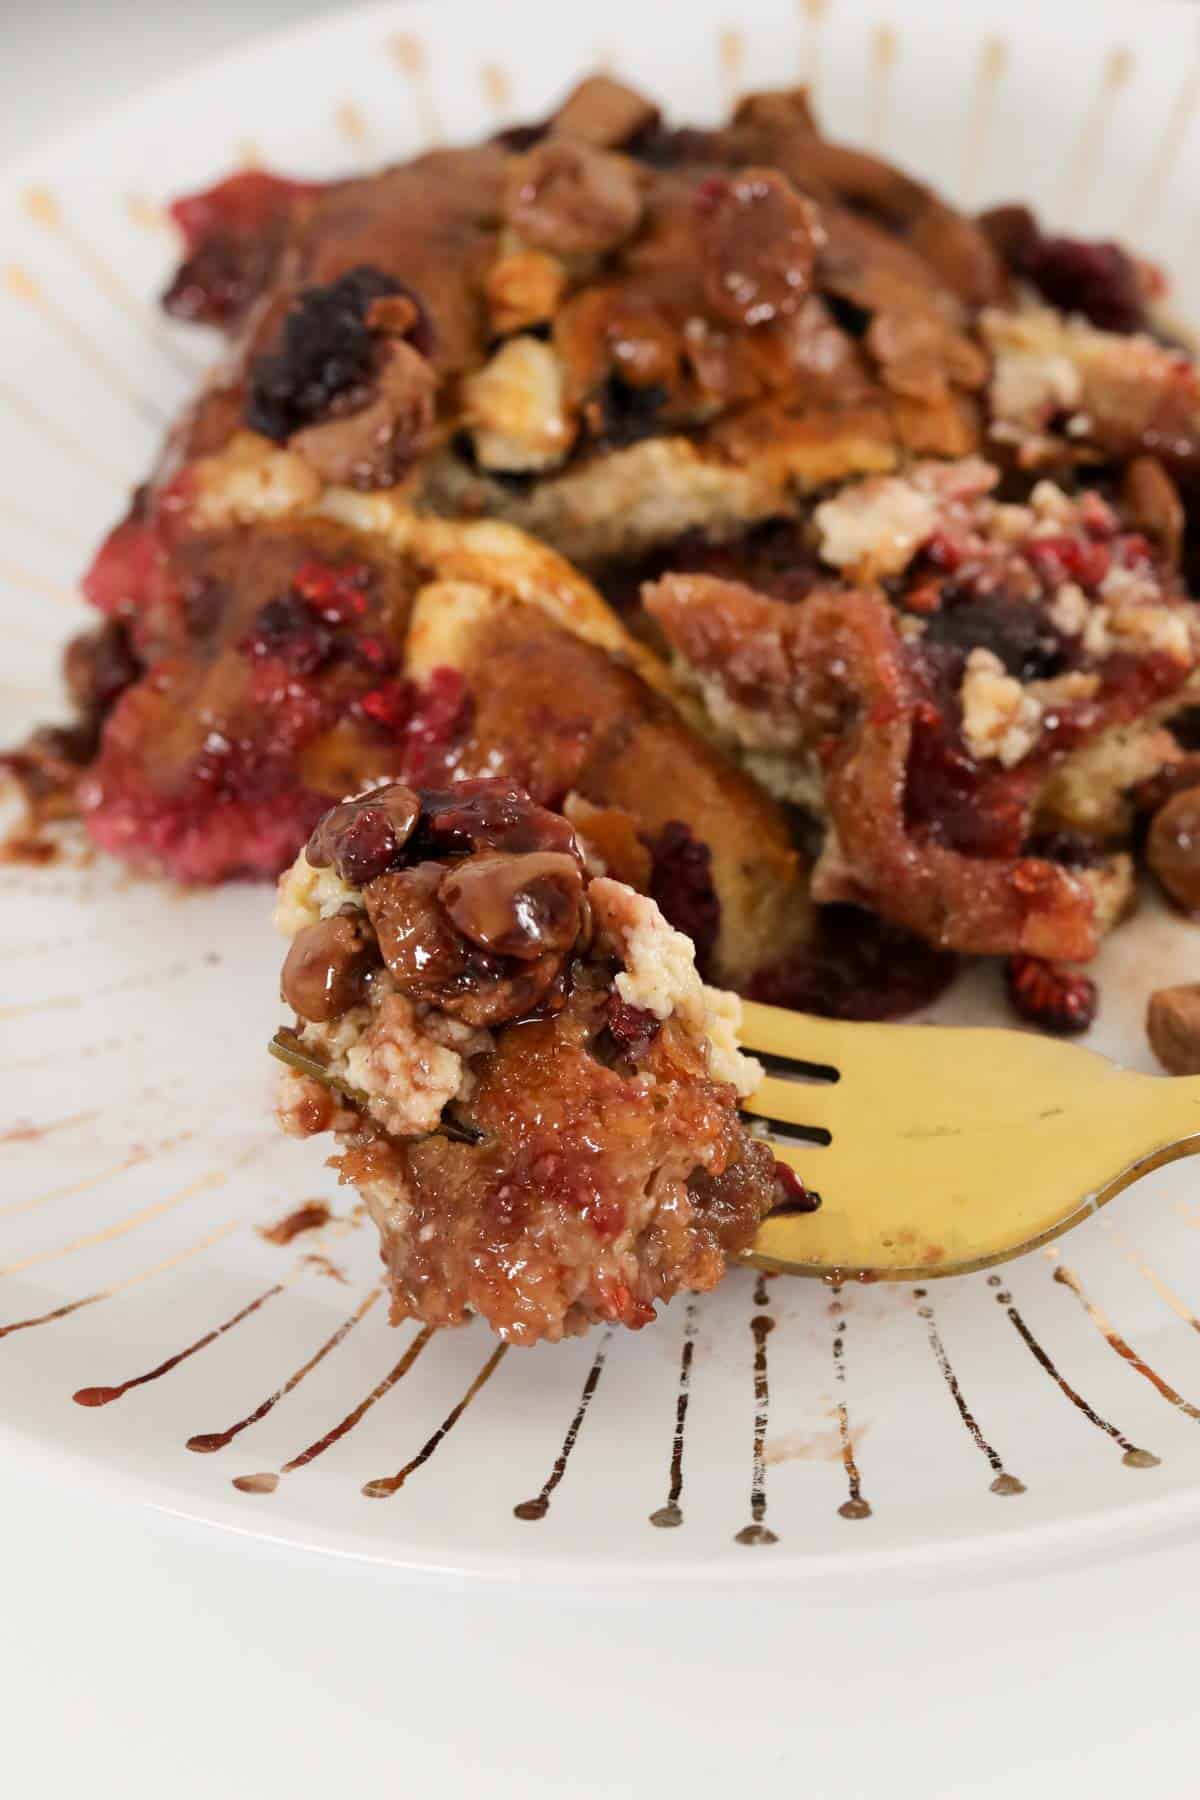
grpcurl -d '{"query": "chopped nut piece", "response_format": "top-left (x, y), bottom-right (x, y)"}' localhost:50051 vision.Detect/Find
top-left (549, 75), bottom-right (659, 148)
top-left (484, 249), bottom-right (568, 337)
top-left (960, 648), bottom-right (1043, 768)
top-left (1147, 983), bottom-right (1200, 1075)
top-left (1147, 787), bottom-right (1200, 913)
top-left (504, 141), bottom-right (644, 257)
top-left (1122, 456), bottom-right (1184, 569)
top-left (462, 335), bottom-right (577, 471)
top-left (281, 912), bottom-right (377, 1021)
top-left (695, 169), bottom-right (820, 328)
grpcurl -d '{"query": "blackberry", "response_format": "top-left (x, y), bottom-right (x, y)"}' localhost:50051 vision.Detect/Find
top-left (247, 265), bottom-right (405, 442)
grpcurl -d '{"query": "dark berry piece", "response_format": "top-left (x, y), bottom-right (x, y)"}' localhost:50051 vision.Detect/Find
top-left (1006, 954), bottom-right (1097, 1034)
top-left (924, 591), bottom-right (1066, 684)
top-left (604, 997), bottom-right (661, 1061)
top-left (647, 821), bottom-right (720, 978)
top-left (241, 593), bottom-right (334, 674)
top-left (597, 376), bottom-right (668, 448)
top-left (1023, 236), bottom-right (1146, 335)
top-left (306, 784), bottom-right (421, 886)
top-left (416, 778), bottom-right (580, 860)
top-left (772, 1162), bottom-right (821, 1215)
top-left (247, 266), bottom-right (408, 442)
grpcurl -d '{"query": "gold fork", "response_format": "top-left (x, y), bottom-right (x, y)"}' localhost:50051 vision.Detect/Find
top-left (740, 1000), bottom-right (1200, 1281)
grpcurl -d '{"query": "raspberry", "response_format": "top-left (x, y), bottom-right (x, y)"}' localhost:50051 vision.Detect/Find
top-left (1006, 954), bottom-right (1097, 1034)
top-left (1026, 535), bottom-right (1110, 591)
top-left (291, 559), bottom-right (370, 624)
top-left (605, 997), bottom-right (661, 1060)
top-left (357, 681), bottom-right (416, 736)
top-left (241, 593), bottom-right (333, 674)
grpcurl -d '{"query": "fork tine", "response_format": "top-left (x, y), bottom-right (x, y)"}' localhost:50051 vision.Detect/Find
top-left (742, 1073), bottom-right (836, 1134)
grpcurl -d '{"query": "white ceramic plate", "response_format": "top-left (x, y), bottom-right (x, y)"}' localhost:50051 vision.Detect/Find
top-left (4, 0), bottom-right (1200, 1586)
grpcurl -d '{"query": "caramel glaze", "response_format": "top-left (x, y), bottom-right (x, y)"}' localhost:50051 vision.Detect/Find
top-left (649, 1298), bottom-right (699, 1528)
top-left (257, 1200), bottom-right (333, 1246)
top-left (363, 1342), bottom-right (508, 1497)
top-left (73, 1281), bottom-right (284, 1408)
top-left (914, 1289), bottom-right (1025, 1496)
top-left (1052, 1263), bottom-right (1200, 1425)
top-left (514, 1330), bottom-right (612, 1521)
top-left (233, 1321), bottom-right (434, 1493)
top-left (988, 1275), bottom-right (1160, 1469)
top-left (734, 1272), bottom-right (779, 1545)
top-left (831, 1287), bottom-right (873, 1521)
top-left (187, 1286), bottom-right (381, 1453)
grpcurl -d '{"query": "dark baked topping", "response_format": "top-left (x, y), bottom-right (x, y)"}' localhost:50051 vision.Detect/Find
top-left (281, 911), bottom-right (378, 1021)
top-left (246, 266), bottom-right (422, 442)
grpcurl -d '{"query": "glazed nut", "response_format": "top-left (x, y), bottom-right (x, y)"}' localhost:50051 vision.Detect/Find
top-left (695, 168), bottom-right (821, 327)
top-left (306, 783), bottom-right (421, 886)
top-left (1147, 787), bottom-right (1200, 913)
top-left (438, 851), bottom-right (584, 959)
top-left (462, 334), bottom-right (576, 472)
top-left (1122, 455), bottom-right (1184, 570)
top-left (366, 292), bottom-right (420, 338)
top-left (484, 249), bottom-right (568, 337)
top-left (281, 913), bottom-right (377, 1022)
top-left (290, 338), bottom-right (436, 490)
top-left (1147, 983), bottom-right (1200, 1075)
top-left (504, 140), bottom-right (644, 257)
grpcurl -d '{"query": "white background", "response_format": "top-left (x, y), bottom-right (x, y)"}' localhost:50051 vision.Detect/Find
top-left (3, 3), bottom-right (1200, 1794)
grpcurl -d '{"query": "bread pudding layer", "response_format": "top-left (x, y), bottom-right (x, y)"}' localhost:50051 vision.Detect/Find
top-left (272, 778), bottom-right (785, 1344)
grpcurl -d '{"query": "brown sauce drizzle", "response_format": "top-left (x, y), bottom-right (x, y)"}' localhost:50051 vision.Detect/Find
top-left (831, 1287), bottom-right (872, 1521)
top-left (514, 1329), bottom-right (612, 1521)
top-left (988, 1274), bottom-right (1160, 1468)
top-left (258, 1201), bottom-right (333, 1246)
top-left (232, 1321), bottom-right (435, 1494)
top-left (1052, 1262), bottom-right (1200, 1424)
top-left (735, 1273), bottom-right (779, 1545)
top-left (73, 1281), bottom-right (285, 1407)
top-left (187, 1286), bottom-right (382, 1452)
top-left (914, 1288), bottom-right (1026, 1496)
top-left (650, 1298), bottom-right (698, 1529)
top-left (363, 1342), bottom-right (508, 1497)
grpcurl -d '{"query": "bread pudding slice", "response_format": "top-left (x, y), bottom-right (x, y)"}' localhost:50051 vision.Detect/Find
top-left (644, 458), bottom-right (1200, 963)
top-left (31, 435), bottom-right (809, 988)
top-left (272, 779), bottom-right (786, 1344)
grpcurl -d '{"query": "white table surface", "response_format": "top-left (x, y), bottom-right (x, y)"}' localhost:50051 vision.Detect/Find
top-left (3, 5), bottom-right (1199, 1795)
